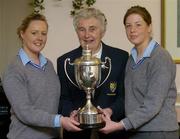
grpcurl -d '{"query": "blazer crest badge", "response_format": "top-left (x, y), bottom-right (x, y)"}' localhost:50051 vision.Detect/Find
top-left (109, 81), bottom-right (117, 93)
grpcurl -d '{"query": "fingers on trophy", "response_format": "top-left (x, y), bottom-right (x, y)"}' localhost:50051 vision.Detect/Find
top-left (64, 45), bottom-right (111, 129)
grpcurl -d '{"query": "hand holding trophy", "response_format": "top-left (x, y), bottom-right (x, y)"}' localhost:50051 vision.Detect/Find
top-left (64, 45), bottom-right (111, 129)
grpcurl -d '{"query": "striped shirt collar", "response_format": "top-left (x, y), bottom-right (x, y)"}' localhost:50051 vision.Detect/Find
top-left (131, 39), bottom-right (157, 63)
top-left (18, 48), bottom-right (47, 69)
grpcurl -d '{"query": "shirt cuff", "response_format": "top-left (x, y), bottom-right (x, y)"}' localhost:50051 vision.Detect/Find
top-left (121, 120), bottom-right (128, 130)
top-left (54, 115), bottom-right (61, 127)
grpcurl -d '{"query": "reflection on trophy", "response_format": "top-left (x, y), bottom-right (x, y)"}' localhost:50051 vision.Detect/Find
top-left (64, 45), bottom-right (111, 129)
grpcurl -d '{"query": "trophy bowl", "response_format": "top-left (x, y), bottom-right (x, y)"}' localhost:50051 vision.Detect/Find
top-left (64, 47), bottom-right (111, 129)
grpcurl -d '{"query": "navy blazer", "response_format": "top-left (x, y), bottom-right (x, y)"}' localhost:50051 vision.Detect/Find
top-left (57, 42), bottom-right (128, 121)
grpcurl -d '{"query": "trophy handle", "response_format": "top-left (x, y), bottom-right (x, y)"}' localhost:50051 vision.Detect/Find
top-left (97, 57), bottom-right (111, 88)
top-left (64, 58), bottom-right (79, 88)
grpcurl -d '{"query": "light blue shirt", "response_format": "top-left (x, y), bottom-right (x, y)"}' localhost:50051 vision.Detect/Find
top-left (18, 48), bottom-right (47, 69)
top-left (18, 48), bottom-right (61, 127)
top-left (130, 39), bottom-right (159, 70)
top-left (131, 39), bottom-right (157, 64)
top-left (54, 115), bottom-right (61, 127)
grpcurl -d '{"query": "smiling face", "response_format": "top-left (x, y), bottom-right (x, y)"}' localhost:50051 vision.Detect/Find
top-left (124, 13), bottom-right (152, 48)
top-left (76, 17), bottom-right (105, 54)
top-left (20, 20), bottom-right (48, 57)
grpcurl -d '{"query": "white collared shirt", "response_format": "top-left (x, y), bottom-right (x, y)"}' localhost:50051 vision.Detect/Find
top-left (93, 43), bottom-right (102, 58)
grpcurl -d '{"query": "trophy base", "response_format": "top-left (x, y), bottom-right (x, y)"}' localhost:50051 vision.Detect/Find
top-left (78, 122), bottom-right (105, 129)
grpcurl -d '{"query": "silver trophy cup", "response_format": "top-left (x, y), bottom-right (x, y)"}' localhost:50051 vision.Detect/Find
top-left (64, 47), bottom-right (111, 129)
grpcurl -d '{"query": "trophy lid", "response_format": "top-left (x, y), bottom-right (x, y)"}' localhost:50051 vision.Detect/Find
top-left (74, 45), bottom-right (101, 66)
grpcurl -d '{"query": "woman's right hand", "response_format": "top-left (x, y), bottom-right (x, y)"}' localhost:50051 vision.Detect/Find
top-left (60, 116), bottom-right (82, 132)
